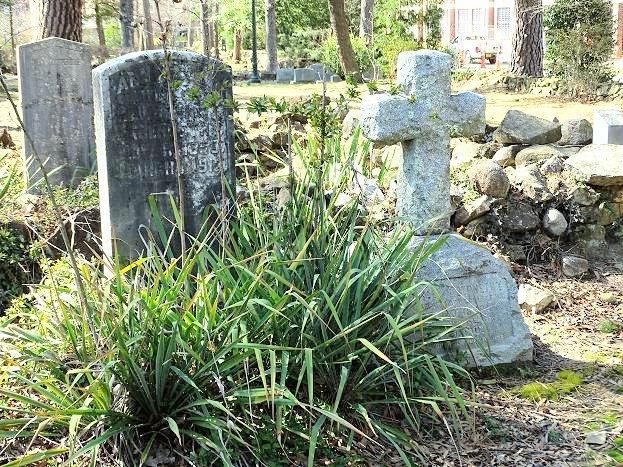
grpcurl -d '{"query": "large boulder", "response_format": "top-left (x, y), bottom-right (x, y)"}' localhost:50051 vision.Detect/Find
top-left (469, 160), bottom-right (510, 198)
top-left (564, 145), bottom-right (623, 186)
top-left (558, 119), bottom-right (593, 146)
top-left (493, 110), bottom-right (562, 145)
top-left (413, 235), bottom-right (533, 366)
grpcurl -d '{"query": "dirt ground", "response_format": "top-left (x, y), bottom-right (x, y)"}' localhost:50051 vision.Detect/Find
top-left (1, 76), bottom-right (623, 466)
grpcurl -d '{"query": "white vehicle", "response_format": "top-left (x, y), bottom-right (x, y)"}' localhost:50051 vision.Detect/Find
top-left (451, 36), bottom-right (501, 64)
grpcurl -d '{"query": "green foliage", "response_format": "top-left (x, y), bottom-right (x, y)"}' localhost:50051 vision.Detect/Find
top-left (320, 36), bottom-right (375, 77)
top-left (544, 0), bottom-right (614, 95)
top-left (280, 29), bottom-right (328, 64)
top-left (608, 436), bottom-right (623, 463)
top-left (597, 320), bottom-right (623, 334)
top-left (0, 226), bottom-right (31, 310)
top-left (373, 35), bottom-right (421, 79)
top-left (0, 133), bottom-right (471, 465)
top-left (518, 370), bottom-right (583, 401)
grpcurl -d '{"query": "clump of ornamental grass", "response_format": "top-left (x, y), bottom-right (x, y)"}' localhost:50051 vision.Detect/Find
top-left (0, 132), bottom-right (472, 466)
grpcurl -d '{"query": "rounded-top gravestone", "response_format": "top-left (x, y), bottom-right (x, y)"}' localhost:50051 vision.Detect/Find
top-left (92, 50), bottom-right (235, 259)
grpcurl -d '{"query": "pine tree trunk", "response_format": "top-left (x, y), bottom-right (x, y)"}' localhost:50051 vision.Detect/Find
top-left (119, 0), bottom-right (134, 52)
top-left (142, 0), bottom-right (154, 50)
top-left (94, 0), bottom-right (109, 59)
top-left (234, 28), bottom-right (242, 62)
top-left (327, 0), bottom-right (360, 80)
top-left (213, 3), bottom-right (220, 59)
top-left (359, 0), bottom-right (374, 41)
top-left (39, 0), bottom-right (83, 41)
top-left (265, 0), bottom-right (278, 73)
top-left (511, 0), bottom-right (543, 77)
top-left (200, 1), bottom-right (210, 56)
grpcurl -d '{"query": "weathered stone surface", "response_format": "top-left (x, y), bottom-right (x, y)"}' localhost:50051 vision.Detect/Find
top-left (18, 37), bottom-right (95, 190)
top-left (469, 159), bottom-right (510, 198)
top-left (447, 92), bottom-right (487, 138)
top-left (515, 145), bottom-right (563, 166)
top-left (93, 50), bottom-right (235, 259)
top-left (540, 155), bottom-right (565, 174)
top-left (276, 68), bottom-right (294, 83)
top-left (451, 139), bottom-right (481, 168)
top-left (593, 109), bottom-right (623, 145)
top-left (454, 195), bottom-right (493, 225)
top-left (543, 208), bottom-right (568, 236)
top-left (493, 110), bottom-right (562, 145)
top-left (564, 145), bottom-right (623, 186)
top-left (512, 165), bottom-right (554, 202)
top-left (568, 186), bottom-right (600, 206)
top-left (341, 110), bottom-right (360, 139)
top-left (558, 119), bottom-right (593, 146)
top-left (518, 284), bottom-right (555, 313)
top-left (562, 256), bottom-right (589, 277)
top-left (413, 234), bottom-right (533, 366)
top-left (499, 202), bottom-right (540, 233)
top-left (492, 144), bottom-right (522, 167)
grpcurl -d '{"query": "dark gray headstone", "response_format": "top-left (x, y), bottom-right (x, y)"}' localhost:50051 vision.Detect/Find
top-left (93, 50), bottom-right (235, 259)
top-left (292, 68), bottom-right (317, 83)
top-left (18, 37), bottom-right (95, 190)
top-left (276, 68), bottom-right (294, 83)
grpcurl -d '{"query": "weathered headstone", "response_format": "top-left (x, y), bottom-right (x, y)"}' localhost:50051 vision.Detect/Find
top-left (276, 68), bottom-right (294, 83)
top-left (292, 68), bottom-right (317, 84)
top-left (18, 37), bottom-right (95, 190)
top-left (93, 50), bottom-right (235, 259)
top-left (361, 50), bottom-right (532, 366)
top-left (360, 50), bottom-right (485, 234)
top-left (593, 109), bottom-right (623, 145)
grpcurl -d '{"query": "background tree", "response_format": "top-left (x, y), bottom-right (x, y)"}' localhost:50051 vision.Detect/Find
top-left (327, 0), bottom-right (359, 79)
top-left (265, 0), bottom-right (278, 73)
top-left (510, 0), bottom-right (544, 76)
top-left (359, 0), bottom-right (373, 41)
top-left (141, 0), bottom-right (154, 49)
top-left (37, 0), bottom-right (83, 41)
top-left (119, 0), bottom-right (134, 51)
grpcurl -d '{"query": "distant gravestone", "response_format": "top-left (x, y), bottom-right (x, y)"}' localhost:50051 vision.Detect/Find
top-left (292, 68), bottom-right (317, 84)
top-left (18, 37), bottom-right (95, 190)
top-left (276, 68), bottom-right (294, 83)
top-left (93, 50), bottom-right (235, 259)
top-left (593, 109), bottom-right (623, 145)
top-left (361, 51), bottom-right (532, 366)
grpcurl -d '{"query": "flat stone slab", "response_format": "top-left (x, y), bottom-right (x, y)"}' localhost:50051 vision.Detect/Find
top-left (564, 144), bottom-right (623, 186)
top-left (412, 234), bottom-right (533, 366)
top-left (593, 109), bottom-right (623, 145)
top-left (276, 68), bottom-right (294, 83)
top-left (292, 68), bottom-right (317, 83)
top-left (494, 110), bottom-right (562, 145)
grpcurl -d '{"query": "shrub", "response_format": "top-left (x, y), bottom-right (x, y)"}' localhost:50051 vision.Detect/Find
top-left (319, 36), bottom-right (376, 77)
top-left (0, 131), bottom-right (471, 465)
top-left (544, 0), bottom-right (614, 96)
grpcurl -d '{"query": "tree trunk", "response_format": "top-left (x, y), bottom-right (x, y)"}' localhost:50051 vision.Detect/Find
top-left (359, 0), bottom-right (373, 41)
top-left (38, 0), bottom-right (83, 41)
top-left (9, 4), bottom-right (15, 56)
top-left (119, 0), bottom-right (134, 52)
top-left (94, 0), bottom-right (108, 59)
top-left (200, 1), bottom-right (210, 56)
top-left (511, 0), bottom-right (543, 77)
top-left (233, 28), bottom-right (242, 62)
top-left (212, 3), bottom-right (220, 59)
top-left (327, 0), bottom-right (360, 80)
top-left (265, 0), bottom-right (278, 73)
top-left (142, 0), bottom-right (154, 49)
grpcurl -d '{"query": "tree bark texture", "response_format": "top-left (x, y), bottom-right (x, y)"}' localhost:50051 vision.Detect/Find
top-left (142, 0), bottom-right (154, 50)
top-left (265, 0), bottom-right (278, 72)
top-left (233, 28), bottom-right (242, 62)
top-left (94, 0), bottom-right (109, 59)
top-left (359, 0), bottom-right (374, 40)
top-left (38, 0), bottom-right (83, 42)
top-left (511, 0), bottom-right (543, 77)
top-left (119, 0), bottom-right (134, 51)
top-left (327, 0), bottom-right (360, 79)
top-left (200, 1), bottom-right (210, 56)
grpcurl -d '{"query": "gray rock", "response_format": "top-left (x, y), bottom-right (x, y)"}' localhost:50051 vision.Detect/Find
top-left (493, 110), bottom-right (562, 145)
top-left (512, 165), bottom-right (554, 202)
top-left (564, 144), bottom-right (623, 186)
top-left (540, 155), bottom-right (565, 174)
top-left (454, 195), bottom-right (493, 225)
top-left (593, 109), bottom-right (623, 145)
top-left (492, 145), bottom-right (523, 167)
top-left (515, 145), bottom-right (563, 166)
top-left (574, 224), bottom-right (607, 253)
top-left (499, 203), bottom-right (540, 233)
top-left (341, 110), bottom-right (360, 140)
top-left (276, 68), bottom-right (294, 83)
top-left (562, 256), bottom-right (589, 277)
top-left (568, 186), bottom-right (600, 206)
top-left (543, 208), bottom-right (568, 236)
top-left (469, 160), bottom-right (510, 198)
top-left (558, 119), bottom-right (593, 146)
top-left (518, 284), bottom-right (555, 312)
top-left (292, 68), bottom-right (317, 83)
top-left (413, 234), bottom-right (533, 366)
top-left (451, 139), bottom-right (481, 168)
top-left (478, 142), bottom-right (504, 159)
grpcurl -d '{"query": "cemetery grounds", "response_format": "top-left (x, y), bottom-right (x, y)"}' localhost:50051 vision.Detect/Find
top-left (0, 75), bottom-right (622, 465)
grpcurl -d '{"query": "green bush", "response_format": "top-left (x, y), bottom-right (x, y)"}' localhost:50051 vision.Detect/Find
top-left (0, 132), bottom-right (471, 465)
top-left (373, 35), bottom-right (421, 79)
top-left (319, 36), bottom-right (376, 77)
top-left (544, 0), bottom-right (614, 96)
top-left (0, 226), bottom-right (31, 310)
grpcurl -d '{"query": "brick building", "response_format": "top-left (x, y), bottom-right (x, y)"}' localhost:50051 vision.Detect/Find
top-left (440, 0), bottom-right (623, 58)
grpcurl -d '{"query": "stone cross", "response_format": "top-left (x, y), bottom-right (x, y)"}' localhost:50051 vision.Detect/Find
top-left (360, 50), bottom-right (486, 234)
top-left (93, 50), bottom-right (235, 259)
top-left (18, 37), bottom-right (95, 191)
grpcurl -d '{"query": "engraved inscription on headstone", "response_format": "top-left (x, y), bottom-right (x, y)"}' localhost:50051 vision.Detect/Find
top-left (18, 37), bottom-right (95, 190)
top-left (93, 50), bottom-right (235, 259)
